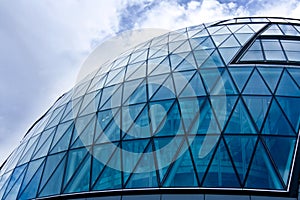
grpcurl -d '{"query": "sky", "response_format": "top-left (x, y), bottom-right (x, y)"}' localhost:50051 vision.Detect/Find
top-left (1, 0), bottom-right (300, 164)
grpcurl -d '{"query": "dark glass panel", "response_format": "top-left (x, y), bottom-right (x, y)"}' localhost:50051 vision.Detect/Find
top-left (276, 70), bottom-right (300, 97)
top-left (229, 67), bottom-right (252, 92)
top-left (277, 97), bottom-right (300, 132)
top-left (243, 69), bottom-right (271, 95)
top-left (258, 67), bottom-right (282, 93)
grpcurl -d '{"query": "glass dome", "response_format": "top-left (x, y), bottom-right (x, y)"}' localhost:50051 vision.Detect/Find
top-left (0, 17), bottom-right (299, 200)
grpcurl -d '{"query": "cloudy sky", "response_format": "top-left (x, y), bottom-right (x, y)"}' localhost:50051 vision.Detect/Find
top-left (1, 0), bottom-right (300, 164)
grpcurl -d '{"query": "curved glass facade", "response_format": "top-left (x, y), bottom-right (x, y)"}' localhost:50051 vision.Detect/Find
top-left (0, 17), bottom-right (299, 200)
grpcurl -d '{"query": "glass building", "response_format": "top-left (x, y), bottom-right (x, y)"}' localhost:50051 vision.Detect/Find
top-left (0, 17), bottom-right (299, 200)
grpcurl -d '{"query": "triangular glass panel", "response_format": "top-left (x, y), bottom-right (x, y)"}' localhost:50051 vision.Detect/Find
top-left (149, 57), bottom-right (170, 76)
top-left (276, 70), bottom-right (300, 97)
top-left (248, 23), bottom-right (266, 32)
top-left (148, 56), bottom-right (167, 75)
top-left (18, 160), bottom-right (45, 200)
top-left (45, 105), bottom-right (66, 129)
top-left (195, 37), bottom-right (215, 50)
top-left (224, 98), bottom-right (257, 134)
top-left (71, 116), bottom-right (95, 148)
top-left (287, 68), bottom-right (300, 87)
top-left (18, 136), bottom-right (40, 165)
top-left (127, 62), bottom-right (146, 81)
top-left (96, 108), bottom-right (119, 139)
top-left (189, 36), bottom-right (208, 49)
top-left (95, 111), bottom-right (120, 143)
top-left (122, 103), bottom-right (146, 134)
top-left (203, 139), bottom-right (240, 187)
top-left (124, 149), bottom-right (158, 188)
top-left (151, 76), bottom-right (176, 101)
top-left (130, 49), bottom-right (148, 63)
top-left (92, 142), bottom-right (118, 186)
top-left (92, 148), bottom-right (122, 190)
top-left (243, 96), bottom-right (271, 130)
top-left (87, 75), bottom-right (106, 93)
top-left (258, 67), bottom-right (282, 93)
top-left (227, 24), bottom-right (244, 33)
top-left (262, 136), bottom-right (296, 185)
top-left (32, 127), bottom-right (56, 159)
top-left (193, 49), bottom-right (214, 67)
top-left (180, 72), bottom-right (206, 97)
top-left (64, 154), bottom-right (91, 193)
top-left (234, 33), bottom-right (253, 46)
top-left (200, 68), bottom-right (224, 93)
top-left (125, 62), bottom-right (145, 80)
top-left (154, 136), bottom-right (185, 183)
top-left (148, 45), bottom-right (168, 59)
top-left (173, 40), bottom-right (191, 54)
top-left (98, 84), bottom-right (120, 110)
top-left (105, 67), bottom-right (123, 86)
top-left (207, 26), bottom-right (223, 35)
top-left (3, 165), bottom-right (27, 198)
top-left (122, 139), bottom-right (151, 185)
top-left (63, 148), bottom-right (89, 188)
top-left (262, 99), bottom-right (295, 135)
top-left (214, 26), bottom-right (231, 35)
top-left (236, 25), bottom-right (254, 34)
top-left (38, 155), bottom-right (66, 197)
top-left (228, 67), bottom-right (252, 92)
top-left (211, 69), bottom-right (238, 95)
top-left (39, 152), bottom-right (66, 189)
top-left (243, 69), bottom-right (271, 95)
top-left (50, 121), bottom-right (73, 151)
top-left (189, 98), bottom-right (220, 134)
top-left (224, 135), bottom-right (257, 183)
top-left (220, 35), bottom-right (240, 48)
top-left (79, 90), bottom-right (101, 116)
top-left (147, 74), bottom-right (168, 100)
top-left (172, 71), bottom-right (195, 95)
top-left (200, 50), bottom-right (225, 69)
top-left (169, 52), bottom-right (188, 70)
top-left (189, 135), bottom-right (218, 183)
top-left (2, 166), bottom-right (26, 200)
top-left (179, 97), bottom-right (205, 132)
top-left (149, 100), bottom-right (174, 136)
top-left (245, 140), bottom-right (283, 189)
top-left (218, 47), bottom-right (240, 64)
top-left (169, 40), bottom-right (186, 53)
top-left (125, 81), bottom-right (147, 106)
top-left (71, 114), bottom-right (94, 144)
top-left (50, 124), bottom-right (73, 153)
top-left (122, 78), bottom-right (144, 104)
top-left (62, 97), bottom-right (83, 122)
top-left (174, 52), bottom-right (197, 71)
top-left (210, 95), bottom-right (238, 131)
top-left (277, 97), bottom-right (300, 132)
top-left (211, 34), bottom-right (230, 46)
top-left (163, 142), bottom-right (199, 187)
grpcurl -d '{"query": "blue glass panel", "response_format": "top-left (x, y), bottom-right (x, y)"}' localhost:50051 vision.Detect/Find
top-left (92, 149), bottom-right (122, 190)
top-left (40, 152), bottom-right (66, 189)
top-left (220, 35), bottom-right (240, 48)
top-left (38, 155), bottom-right (66, 197)
top-left (243, 69), bottom-right (271, 95)
top-left (122, 103), bottom-right (145, 133)
top-left (147, 74), bottom-right (169, 99)
top-left (179, 72), bottom-right (206, 97)
top-left (79, 90), bottom-right (101, 116)
top-left (127, 62), bottom-right (146, 81)
top-left (123, 195), bottom-right (160, 200)
top-left (173, 40), bottom-right (191, 54)
top-left (258, 67), bottom-right (282, 93)
top-left (214, 26), bottom-right (231, 35)
top-left (262, 39), bottom-right (282, 50)
top-left (245, 141), bottom-right (283, 190)
top-left (96, 108), bottom-right (119, 134)
top-left (64, 148), bottom-right (88, 188)
top-left (162, 194), bottom-right (204, 200)
top-left (170, 52), bottom-right (188, 70)
top-left (99, 84), bottom-right (120, 110)
top-left (150, 57), bottom-right (171, 76)
top-left (243, 96), bottom-right (271, 130)
top-left (124, 143), bottom-right (158, 188)
top-left (234, 33), bottom-right (253, 46)
top-left (281, 40), bottom-right (300, 51)
top-left (190, 136), bottom-right (218, 182)
top-left (248, 40), bottom-right (262, 51)
top-left (64, 154), bottom-right (91, 193)
top-left (276, 70), bottom-right (300, 97)
top-left (262, 99), bottom-right (295, 135)
top-left (218, 47), bottom-right (239, 64)
top-left (224, 98), bottom-right (257, 134)
top-left (96, 112), bottom-right (120, 143)
top-left (163, 141), bottom-right (198, 187)
top-left (200, 68), bottom-right (224, 93)
top-left (229, 67), bottom-right (252, 92)
top-left (287, 68), bottom-right (300, 87)
top-left (3, 164), bottom-right (26, 198)
top-left (172, 71), bottom-right (194, 95)
top-left (125, 104), bottom-right (151, 139)
top-left (2, 167), bottom-right (26, 200)
top-left (201, 50), bottom-right (225, 68)
top-left (71, 114), bottom-right (93, 145)
top-left (71, 116), bottom-right (95, 148)
top-left (174, 52), bottom-right (197, 71)
top-left (241, 50), bottom-right (264, 61)
top-left (125, 82), bottom-right (147, 105)
top-left (262, 136), bottom-right (296, 185)
top-left (264, 50), bottom-right (286, 61)
top-left (279, 24), bottom-right (299, 35)
top-left (285, 51), bottom-right (300, 62)
top-left (51, 124), bottom-right (73, 153)
top-left (50, 121), bottom-right (73, 150)
top-left (101, 85), bottom-right (122, 110)
top-left (32, 128), bottom-right (56, 159)
top-left (277, 97), bottom-right (300, 132)
top-left (211, 34), bottom-right (230, 46)
top-left (92, 143), bottom-right (118, 186)
top-left (199, 37), bottom-right (216, 50)
top-left (203, 139), bottom-right (240, 187)
top-left (193, 49), bottom-right (214, 67)
top-left (151, 76), bottom-right (176, 101)
top-left (236, 25), bottom-right (254, 33)
top-left (18, 160), bottom-right (45, 200)
top-left (211, 69), bottom-right (238, 95)
top-left (224, 136), bottom-right (257, 183)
